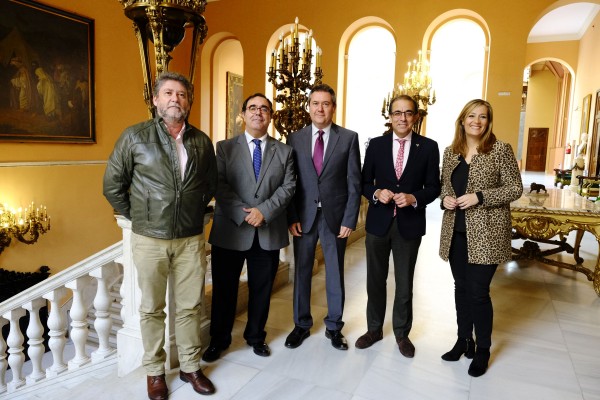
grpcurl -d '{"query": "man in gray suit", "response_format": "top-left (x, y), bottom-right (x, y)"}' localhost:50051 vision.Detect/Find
top-left (203, 93), bottom-right (295, 362)
top-left (285, 84), bottom-right (361, 350)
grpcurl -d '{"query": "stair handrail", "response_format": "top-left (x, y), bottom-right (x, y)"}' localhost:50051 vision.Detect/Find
top-left (0, 241), bottom-right (123, 316)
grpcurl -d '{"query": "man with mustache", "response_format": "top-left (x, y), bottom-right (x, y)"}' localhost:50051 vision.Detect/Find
top-left (104, 72), bottom-right (217, 399)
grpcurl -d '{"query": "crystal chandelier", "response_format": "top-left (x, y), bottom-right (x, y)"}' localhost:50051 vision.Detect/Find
top-left (382, 50), bottom-right (436, 134)
top-left (267, 17), bottom-right (323, 140)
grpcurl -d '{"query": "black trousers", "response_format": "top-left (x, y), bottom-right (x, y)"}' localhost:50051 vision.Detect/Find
top-left (209, 232), bottom-right (280, 346)
top-left (448, 231), bottom-right (497, 348)
top-left (365, 223), bottom-right (421, 338)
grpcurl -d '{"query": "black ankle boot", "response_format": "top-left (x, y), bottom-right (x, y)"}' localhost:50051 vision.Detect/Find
top-left (468, 347), bottom-right (490, 377)
top-left (441, 337), bottom-right (474, 361)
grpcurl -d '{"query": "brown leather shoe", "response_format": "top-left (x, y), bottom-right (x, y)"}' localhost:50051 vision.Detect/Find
top-left (396, 336), bottom-right (415, 358)
top-left (147, 374), bottom-right (168, 400)
top-left (180, 369), bottom-right (216, 395)
top-left (355, 330), bottom-right (383, 349)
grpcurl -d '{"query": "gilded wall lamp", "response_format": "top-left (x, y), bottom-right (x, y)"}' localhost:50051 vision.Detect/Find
top-left (116, 0), bottom-right (209, 116)
top-left (0, 202), bottom-right (50, 254)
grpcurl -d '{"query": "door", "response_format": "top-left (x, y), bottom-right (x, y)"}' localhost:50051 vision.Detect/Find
top-left (525, 127), bottom-right (548, 171)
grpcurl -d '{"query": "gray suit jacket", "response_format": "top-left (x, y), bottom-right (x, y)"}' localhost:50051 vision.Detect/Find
top-left (287, 123), bottom-right (361, 233)
top-left (209, 135), bottom-right (296, 251)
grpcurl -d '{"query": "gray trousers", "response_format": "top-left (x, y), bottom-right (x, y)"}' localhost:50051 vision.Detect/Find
top-left (292, 210), bottom-right (347, 331)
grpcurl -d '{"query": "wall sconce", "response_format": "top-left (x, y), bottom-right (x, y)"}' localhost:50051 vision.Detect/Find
top-left (0, 202), bottom-right (51, 254)
top-left (116, 0), bottom-right (209, 116)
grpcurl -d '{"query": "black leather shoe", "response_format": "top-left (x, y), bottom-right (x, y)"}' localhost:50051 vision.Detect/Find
top-left (325, 329), bottom-right (348, 350)
top-left (396, 336), bottom-right (415, 358)
top-left (355, 330), bottom-right (383, 349)
top-left (251, 342), bottom-right (271, 357)
top-left (202, 345), bottom-right (227, 362)
top-left (285, 326), bottom-right (310, 349)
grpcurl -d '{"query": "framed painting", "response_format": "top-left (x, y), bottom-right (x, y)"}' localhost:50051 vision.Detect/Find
top-left (226, 72), bottom-right (243, 138)
top-left (580, 93), bottom-right (592, 136)
top-left (0, 0), bottom-right (95, 143)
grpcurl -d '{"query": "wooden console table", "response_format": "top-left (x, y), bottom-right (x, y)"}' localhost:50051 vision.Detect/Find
top-left (510, 188), bottom-right (600, 296)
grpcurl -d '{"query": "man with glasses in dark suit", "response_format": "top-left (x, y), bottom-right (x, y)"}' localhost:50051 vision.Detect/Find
top-left (356, 94), bottom-right (440, 358)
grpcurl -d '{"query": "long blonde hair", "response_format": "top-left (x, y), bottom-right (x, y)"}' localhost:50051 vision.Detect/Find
top-left (451, 99), bottom-right (496, 157)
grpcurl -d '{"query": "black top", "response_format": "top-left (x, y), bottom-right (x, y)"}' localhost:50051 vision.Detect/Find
top-left (451, 156), bottom-right (469, 232)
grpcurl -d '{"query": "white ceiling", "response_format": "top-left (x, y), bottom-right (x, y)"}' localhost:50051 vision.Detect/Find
top-left (528, 2), bottom-right (600, 43)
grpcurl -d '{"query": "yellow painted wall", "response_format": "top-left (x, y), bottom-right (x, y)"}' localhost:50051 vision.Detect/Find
top-left (1, 0), bottom-right (599, 274)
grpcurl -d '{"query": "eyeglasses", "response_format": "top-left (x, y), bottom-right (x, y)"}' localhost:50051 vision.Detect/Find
top-left (391, 110), bottom-right (416, 118)
top-left (246, 105), bottom-right (271, 114)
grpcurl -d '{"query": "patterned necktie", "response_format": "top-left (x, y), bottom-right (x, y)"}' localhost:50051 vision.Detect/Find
top-left (313, 130), bottom-right (324, 176)
top-left (395, 138), bottom-right (406, 179)
top-left (252, 139), bottom-right (262, 181)
top-left (393, 138), bottom-right (406, 217)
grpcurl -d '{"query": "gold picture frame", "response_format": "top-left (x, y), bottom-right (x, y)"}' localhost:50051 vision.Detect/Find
top-left (226, 72), bottom-right (243, 138)
top-left (0, 0), bottom-right (95, 143)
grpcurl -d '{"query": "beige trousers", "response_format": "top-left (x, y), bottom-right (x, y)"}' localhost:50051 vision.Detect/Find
top-left (132, 232), bottom-right (206, 375)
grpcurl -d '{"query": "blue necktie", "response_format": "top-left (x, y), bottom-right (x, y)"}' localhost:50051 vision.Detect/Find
top-left (252, 139), bottom-right (262, 181)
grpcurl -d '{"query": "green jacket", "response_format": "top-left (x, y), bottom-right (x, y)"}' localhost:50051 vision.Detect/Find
top-left (103, 117), bottom-right (217, 239)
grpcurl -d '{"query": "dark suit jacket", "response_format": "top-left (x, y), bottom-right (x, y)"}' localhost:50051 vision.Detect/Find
top-left (287, 123), bottom-right (361, 233)
top-left (209, 135), bottom-right (296, 251)
top-left (362, 132), bottom-right (440, 239)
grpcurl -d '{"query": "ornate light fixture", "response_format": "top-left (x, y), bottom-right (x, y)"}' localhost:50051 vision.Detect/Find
top-left (116, 0), bottom-right (209, 116)
top-left (382, 50), bottom-right (436, 133)
top-left (0, 202), bottom-right (51, 254)
top-left (267, 17), bottom-right (323, 140)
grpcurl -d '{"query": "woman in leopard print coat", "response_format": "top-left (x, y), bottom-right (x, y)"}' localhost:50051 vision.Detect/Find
top-left (438, 99), bottom-right (522, 378)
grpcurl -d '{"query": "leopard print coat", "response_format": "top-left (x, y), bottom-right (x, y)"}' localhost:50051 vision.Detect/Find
top-left (439, 140), bottom-right (523, 265)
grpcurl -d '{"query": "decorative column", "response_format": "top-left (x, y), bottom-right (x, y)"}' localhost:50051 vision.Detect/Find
top-left (22, 298), bottom-right (47, 383)
top-left (43, 287), bottom-right (68, 377)
top-left (90, 265), bottom-right (118, 361)
top-left (65, 277), bottom-right (91, 369)
top-left (0, 317), bottom-right (8, 394)
top-left (3, 308), bottom-right (26, 392)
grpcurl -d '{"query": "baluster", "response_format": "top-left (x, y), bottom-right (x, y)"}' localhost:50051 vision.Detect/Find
top-left (2, 308), bottom-right (26, 392)
top-left (22, 298), bottom-right (47, 384)
top-left (0, 317), bottom-right (7, 394)
top-left (43, 288), bottom-right (68, 377)
top-left (65, 277), bottom-right (91, 368)
top-left (89, 266), bottom-right (116, 361)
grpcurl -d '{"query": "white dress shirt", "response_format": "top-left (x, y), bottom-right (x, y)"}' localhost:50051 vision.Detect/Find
top-left (245, 131), bottom-right (268, 163)
top-left (174, 123), bottom-right (188, 181)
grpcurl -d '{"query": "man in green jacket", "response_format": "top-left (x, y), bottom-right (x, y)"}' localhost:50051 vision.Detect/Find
top-left (103, 72), bottom-right (217, 399)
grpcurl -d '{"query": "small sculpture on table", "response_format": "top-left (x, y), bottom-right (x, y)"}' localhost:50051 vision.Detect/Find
top-left (529, 182), bottom-right (547, 194)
